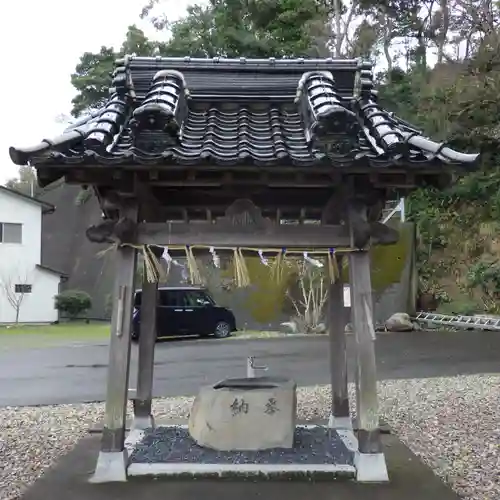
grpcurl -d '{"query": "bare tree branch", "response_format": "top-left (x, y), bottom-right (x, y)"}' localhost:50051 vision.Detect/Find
top-left (0, 271), bottom-right (31, 324)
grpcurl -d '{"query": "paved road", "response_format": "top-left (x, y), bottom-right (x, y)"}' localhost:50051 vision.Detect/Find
top-left (1, 330), bottom-right (499, 407)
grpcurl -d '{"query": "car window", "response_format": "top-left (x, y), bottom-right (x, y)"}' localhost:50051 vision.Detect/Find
top-left (185, 290), bottom-right (214, 307)
top-left (158, 290), bottom-right (174, 307)
top-left (159, 290), bottom-right (187, 307)
top-left (157, 290), bottom-right (214, 307)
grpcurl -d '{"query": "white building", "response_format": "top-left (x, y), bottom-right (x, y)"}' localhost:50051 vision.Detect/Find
top-left (0, 186), bottom-right (65, 323)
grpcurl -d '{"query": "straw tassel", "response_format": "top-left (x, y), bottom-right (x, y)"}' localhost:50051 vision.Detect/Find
top-left (327, 248), bottom-right (340, 284)
top-left (98, 243), bottom-right (165, 283)
top-left (232, 248), bottom-right (250, 287)
top-left (96, 242), bottom-right (360, 287)
top-left (327, 250), bottom-right (334, 283)
top-left (332, 251), bottom-right (340, 280)
top-left (239, 249), bottom-right (250, 287)
top-left (185, 245), bottom-right (203, 285)
top-left (95, 242), bottom-right (118, 259)
top-left (270, 248), bottom-right (287, 284)
top-left (142, 245), bottom-right (168, 283)
top-left (142, 245), bottom-right (158, 283)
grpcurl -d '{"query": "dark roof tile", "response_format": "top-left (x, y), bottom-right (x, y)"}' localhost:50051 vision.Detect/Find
top-left (126, 56), bottom-right (360, 98)
top-left (9, 56), bottom-right (480, 177)
top-left (84, 93), bottom-right (130, 151)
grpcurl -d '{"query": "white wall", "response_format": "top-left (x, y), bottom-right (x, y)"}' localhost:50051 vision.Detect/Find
top-left (0, 190), bottom-right (60, 323)
top-left (0, 267), bottom-right (60, 323)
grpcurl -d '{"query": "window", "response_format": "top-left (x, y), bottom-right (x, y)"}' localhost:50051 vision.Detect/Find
top-left (0, 223), bottom-right (22, 244)
top-left (159, 290), bottom-right (183, 307)
top-left (185, 290), bottom-right (214, 307)
top-left (15, 284), bottom-right (32, 294)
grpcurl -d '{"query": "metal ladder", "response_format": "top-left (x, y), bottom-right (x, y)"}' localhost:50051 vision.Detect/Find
top-left (414, 311), bottom-right (500, 331)
top-left (381, 198), bottom-right (406, 224)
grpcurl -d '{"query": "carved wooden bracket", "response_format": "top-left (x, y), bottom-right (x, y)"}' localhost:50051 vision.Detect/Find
top-left (322, 189), bottom-right (385, 225)
top-left (86, 217), bottom-right (138, 245)
top-left (216, 199), bottom-right (273, 231)
top-left (323, 190), bottom-right (388, 249)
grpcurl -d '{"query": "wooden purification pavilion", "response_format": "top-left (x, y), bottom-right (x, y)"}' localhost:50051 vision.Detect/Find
top-left (10, 56), bottom-right (479, 483)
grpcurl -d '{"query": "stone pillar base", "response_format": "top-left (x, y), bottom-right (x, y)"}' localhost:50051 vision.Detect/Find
top-left (90, 450), bottom-right (128, 483)
top-left (355, 452), bottom-right (389, 482)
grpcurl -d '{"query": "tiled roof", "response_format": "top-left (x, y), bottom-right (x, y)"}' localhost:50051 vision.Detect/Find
top-left (0, 186), bottom-right (55, 213)
top-left (9, 56), bottom-right (479, 174)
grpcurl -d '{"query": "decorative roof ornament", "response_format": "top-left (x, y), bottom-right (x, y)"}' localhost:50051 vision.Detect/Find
top-left (129, 69), bottom-right (189, 143)
top-left (295, 71), bottom-right (359, 148)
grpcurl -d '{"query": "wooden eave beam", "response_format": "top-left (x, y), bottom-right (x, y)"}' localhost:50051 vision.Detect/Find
top-left (134, 221), bottom-right (399, 248)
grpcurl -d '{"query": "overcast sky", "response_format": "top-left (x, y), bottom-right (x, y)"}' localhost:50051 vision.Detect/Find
top-left (0, 0), bottom-right (192, 184)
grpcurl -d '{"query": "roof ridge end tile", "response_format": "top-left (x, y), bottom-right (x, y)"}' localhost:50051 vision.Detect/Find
top-left (296, 71), bottom-right (359, 149)
top-left (129, 69), bottom-right (189, 145)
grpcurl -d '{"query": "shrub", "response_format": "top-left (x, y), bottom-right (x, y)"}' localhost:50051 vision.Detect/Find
top-left (437, 299), bottom-right (481, 316)
top-left (55, 290), bottom-right (92, 319)
top-left (74, 188), bottom-right (92, 206)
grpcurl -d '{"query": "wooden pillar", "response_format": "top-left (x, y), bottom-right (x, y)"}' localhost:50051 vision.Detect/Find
top-left (132, 276), bottom-right (158, 430)
top-left (91, 205), bottom-right (138, 483)
top-left (348, 202), bottom-right (388, 482)
top-left (408, 222), bottom-right (418, 315)
top-left (327, 254), bottom-right (351, 429)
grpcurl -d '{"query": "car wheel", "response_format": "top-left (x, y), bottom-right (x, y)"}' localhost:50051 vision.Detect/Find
top-left (214, 321), bottom-right (231, 338)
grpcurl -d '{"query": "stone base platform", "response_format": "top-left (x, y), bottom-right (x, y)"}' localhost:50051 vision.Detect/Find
top-left (20, 432), bottom-right (461, 500)
top-left (125, 425), bottom-right (356, 478)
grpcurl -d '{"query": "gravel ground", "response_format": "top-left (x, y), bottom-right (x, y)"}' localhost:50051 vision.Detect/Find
top-left (129, 426), bottom-right (354, 465)
top-left (0, 374), bottom-right (498, 500)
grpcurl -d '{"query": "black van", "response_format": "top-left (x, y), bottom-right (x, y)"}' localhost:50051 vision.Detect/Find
top-left (132, 286), bottom-right (237, 341)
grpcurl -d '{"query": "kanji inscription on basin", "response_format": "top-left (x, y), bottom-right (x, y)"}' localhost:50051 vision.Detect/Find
top-left (265, 397), bottom-right (280, 415)
top-left (230, 398), bottom-right (249, 416)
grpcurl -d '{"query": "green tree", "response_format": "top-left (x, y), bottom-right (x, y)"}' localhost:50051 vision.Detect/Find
top-left (382, 31), bottom-right (500, 308)
top-left (143, 0), bottom-right (329, 57)
top-left (5, 165), bottom-right (38, 196)
top-left (71, 1), bottom-right (330, 115)
top-left (70, 25), bottom-right (167, 116)
top-left (70, 46), bottom-right (116, 117)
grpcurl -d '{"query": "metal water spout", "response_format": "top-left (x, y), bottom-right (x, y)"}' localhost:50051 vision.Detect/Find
top-left (246, 356), bottom-right (269, 378)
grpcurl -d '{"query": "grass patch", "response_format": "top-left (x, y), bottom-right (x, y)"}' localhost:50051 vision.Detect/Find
top-left (232, 329), bottom-right (297, 339)
top-left (0, 321), bottom-right (110, 348)
top-left (0, 321), bottom-right (110, 337)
